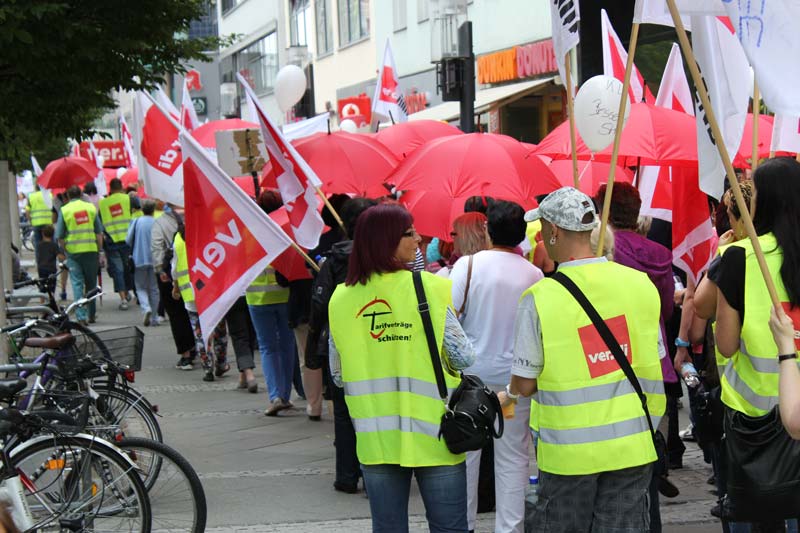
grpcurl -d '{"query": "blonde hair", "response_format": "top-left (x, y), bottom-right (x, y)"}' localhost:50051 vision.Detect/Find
top-left (636, 215), bottom-right (652, 236)
top-left (590, 225), bottom-right (615, 261)
top-left (452, 212), bottom-right (489, 256)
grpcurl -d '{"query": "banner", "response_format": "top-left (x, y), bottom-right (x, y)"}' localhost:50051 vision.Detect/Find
top-left (372, 39), bottom-right (408, 123)
top-left (549, 0), bottom-right (580, 86)
top-left (180, 131), bottom-right (293, 347)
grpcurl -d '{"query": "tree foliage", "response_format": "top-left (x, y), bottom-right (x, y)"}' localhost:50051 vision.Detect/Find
top-left (0, 0), bottom-right (225, 170)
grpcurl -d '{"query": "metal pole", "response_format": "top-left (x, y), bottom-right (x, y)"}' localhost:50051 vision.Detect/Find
top-left (458, 21), bottom-right (475, 133)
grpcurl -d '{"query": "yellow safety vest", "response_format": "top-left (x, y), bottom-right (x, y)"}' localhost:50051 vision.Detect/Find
top-left (529, 260), bottom-right (666, 476)
top-left (719, 233), bottom-right (798, 417)
top-left (27, 191), bottom-right (51, 227)
top-left (61, 199), bottom-right (98, 254)
top-left (329, 270), bottom-right (463, 467)
top-left (173, 232), bottom-right (194, 303)
top-left (98, 192), bottom-right (132, 243)
top-left (246, 268), bottom-right (289, 306)
top-left (525, 220), bottom-right (542, 263)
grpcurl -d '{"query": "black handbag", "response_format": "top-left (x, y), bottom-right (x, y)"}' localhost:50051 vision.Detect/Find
top-left (724, 405), bottom-right (800, 521)
top-left (412, 271), bottom-right (504, 455)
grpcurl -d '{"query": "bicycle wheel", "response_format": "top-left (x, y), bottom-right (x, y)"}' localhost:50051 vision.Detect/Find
top-left (90, 385), bottom-right (163, 443)
top-left (117, 437), bottom-right (206, 533)
top-left (8, 434), bottom-right (151, 532)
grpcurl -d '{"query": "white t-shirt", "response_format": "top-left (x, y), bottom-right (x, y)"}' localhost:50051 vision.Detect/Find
top-left (450, 249), bottom-right (543, 385)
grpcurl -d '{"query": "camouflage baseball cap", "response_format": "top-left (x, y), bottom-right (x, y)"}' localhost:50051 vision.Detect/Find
top-left (524, 187), bottom-right (598, 231)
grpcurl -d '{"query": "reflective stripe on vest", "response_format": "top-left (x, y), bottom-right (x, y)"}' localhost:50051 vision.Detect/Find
top-left (98, 193), bottom-right (132, 243)
top-left (174, 233), bottom-right (194, 303)
top-left (329, 270), bottom-right (463, 467)
top-left (530, 260), bottom-right (666, 476)
top-left (719, 233), bottom-right (793, 417)
top-left (61, 200), bottom-right (98, 254)
top-left (246, 269), bottom-right (289, 305)
top-left (27, 191), bottom-right (51, 226)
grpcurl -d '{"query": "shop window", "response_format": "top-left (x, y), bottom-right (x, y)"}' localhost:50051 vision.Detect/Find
top-left (338, 0), bottom-right (369, 46)
top-left (315, 0), bottom-right (333, 55)
top-left (393, 0), bottom-right (407, 32)
top-left (226, 32), bottom-right (279, 98)
top-left (290, 0), bottom-right (312, 47)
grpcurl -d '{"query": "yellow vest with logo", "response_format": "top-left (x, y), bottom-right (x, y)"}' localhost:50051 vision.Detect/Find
top-left (529, 261), bottom-right (666, 475)
top-left (329, 270), bottom-right (463, 467)
top-left (98, 192), bottom-right (132, 243)
top-left (719, 233), bottom-right (798, 417)
top-left (61, 199), bottom-right (98, 254)
top-left (173, 232), bottom-right (194, 303)
top-left (27, 191), bottom-right (51, 227)
top-left (246, 268), bottom-right (289, 306)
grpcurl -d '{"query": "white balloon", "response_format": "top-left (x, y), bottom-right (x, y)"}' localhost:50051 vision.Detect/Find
top-left (339, 119), bottom-right (358, 133)
top-left (275, 65), bottom-right (307, 112)
top-left (573, 75), bottom-right (631, 153)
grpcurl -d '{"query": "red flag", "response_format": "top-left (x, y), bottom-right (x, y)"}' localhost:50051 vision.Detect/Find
top-left (671, 167), bottom-right (715, 284)
top-left (601, 9), bottom-right (655, 104)
top-left (137, 92), bottom-right (185, 206)
top-left (180, 131), bottom-right (294, 346)
top-left (120, 115), bottom-right (137, 168)
top-left (181, 79), bottom-right (201, 131)
top-left (238, 73), bottom-right (324, 249)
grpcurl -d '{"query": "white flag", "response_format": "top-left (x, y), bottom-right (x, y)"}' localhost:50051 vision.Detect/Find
top-left (284, 113), bottom-right (330, 141)
top-left (88, 140), bottom-right (109, 197)
top-left (692, 15), bottom-right (751, 200)
top-left (721, 1), bottom-right (800, 116)
top-left (135, 91), bottom-right (185, 206)
top-left (30, 154), bottom-right (43, 177)
top-left (30, 154), bottom-right (53, 209)
top-left (549, 0), bottom-right (580, 86)
top-left (372, 39), bottom-right (408, 123)
top-left (181, 79), bottom-right (201, 131)
top-left (633, 0), bottom-right (723, 27)
top-left (770, 114), bottom-right (800, 154)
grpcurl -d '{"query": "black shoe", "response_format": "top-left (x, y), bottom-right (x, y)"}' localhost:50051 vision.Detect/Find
top-left (658, 475), bottom-right (680, 498)
top-left (707, 474), bottom-right (716, 485)
top-left (710, 502), bottom-right (722, 518)
top-left (333, 481), bottom-right (358, 494)
top-left (668, 458), bottom-right (683, 470)
top-left (308, 415), bottom-right (321, 421)
top-left (203, 371), bottom-right (214, 382)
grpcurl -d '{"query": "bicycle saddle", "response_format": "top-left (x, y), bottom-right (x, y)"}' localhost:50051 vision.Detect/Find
top-left (23, 333), bottom-right (75, 349)
top-left (0, 378), bottom-right (26, 400)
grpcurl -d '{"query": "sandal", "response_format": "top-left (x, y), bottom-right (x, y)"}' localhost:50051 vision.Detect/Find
top-left (214, 363), bottom-right (231, 377)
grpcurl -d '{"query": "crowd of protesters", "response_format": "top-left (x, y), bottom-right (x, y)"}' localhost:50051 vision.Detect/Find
top-left (21, 157), bottom-right (800, 533)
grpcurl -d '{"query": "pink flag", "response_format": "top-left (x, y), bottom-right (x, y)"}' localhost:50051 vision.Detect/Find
top-left (372, 39), bottom-right (408, 123)
top-left (601, 9), bottom-right (655, 104)
top-left (179, 131), bottom-right (293, 347)
top-left (238, 74), bottom-right (324, 249)
top-left (181, 79), bottom-right (201, 131)
top-left (135, 91), bottom-right (185, 206)
top-left (119, 115), bottom-right (137, 168)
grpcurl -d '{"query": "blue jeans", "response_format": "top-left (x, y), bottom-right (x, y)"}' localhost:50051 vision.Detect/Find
top-left (66, 252), bottom-right (98, 322)
top-left (104, 240), bottom-right (133, 293)
top-left (361, 462), bottom-right (468, 533)
top-left (248, 303), bottom-right (295, 402)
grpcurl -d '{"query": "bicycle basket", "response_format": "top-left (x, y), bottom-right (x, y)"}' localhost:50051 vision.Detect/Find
top-left (88, 326), bottom-right (144, 371)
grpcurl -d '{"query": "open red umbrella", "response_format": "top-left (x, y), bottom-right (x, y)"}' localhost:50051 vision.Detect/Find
top-left (262, 132), bottom-right (399, 197)
top-left (533, 103), bottom-right (698, 167)
top-left (387, 133), bottom-right (558, 239)
top-left (191, 119), bottom-right (259, 148)
top-left (37, 156), bottom-right (99, 189)
top-left (544, 159), bottom-right (634, 196)
top-left (374, 120), bottom-right (463, 159)
top-left (120, 168), bottom-right (140, 189)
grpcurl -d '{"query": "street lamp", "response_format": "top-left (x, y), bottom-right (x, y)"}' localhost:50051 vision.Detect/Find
top-left (430, 0), bottom-right (474, 132)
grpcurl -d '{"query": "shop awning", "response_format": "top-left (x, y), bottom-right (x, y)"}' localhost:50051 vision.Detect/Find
top-left (409, 77), bottom-right (556, 123)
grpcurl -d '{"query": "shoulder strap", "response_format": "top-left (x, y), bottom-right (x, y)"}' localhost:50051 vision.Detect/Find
top-left (412, 271), bottom-right (449, 400)
top-left (458, 255), bottom-right (474, 316)
top-left (130, 218), bottom-right (138, 249)
top-left (551, 271), bottom-right (656, 437)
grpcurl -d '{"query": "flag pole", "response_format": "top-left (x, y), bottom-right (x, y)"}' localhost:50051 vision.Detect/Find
top-left (291, 241), bottom-right (321, 272)
top-left (666, 0), bottom-right (781, 308)
top-left (596, 22), bottom-right (641, 257)
top-left (565, 52), bottom-right (580, 189)
top-left (752, 79), bottom-right (760, 172)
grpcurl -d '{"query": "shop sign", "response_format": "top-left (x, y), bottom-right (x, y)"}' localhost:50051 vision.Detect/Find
top-left (405, 92), bottom-right (428, 114)
top-left (78, 140), bottom-right (127, 168)
top-left (477, 40), bottom-right (558, 84)
top-left (192, 96), bottom-right (207, 116)
top-left (186, 69), bottom-right (203, 91)
top-left (338, 94), bottom-right (372, 127)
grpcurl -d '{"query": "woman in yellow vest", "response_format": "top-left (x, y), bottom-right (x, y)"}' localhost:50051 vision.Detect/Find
top-left (329, 204), bottom-right (475, 533)
top-left (499, 187), bottom-right (665, 532)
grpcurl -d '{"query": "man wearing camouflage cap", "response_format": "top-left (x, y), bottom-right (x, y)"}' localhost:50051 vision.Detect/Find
top-left (497, 187), bottom-right (665, 532)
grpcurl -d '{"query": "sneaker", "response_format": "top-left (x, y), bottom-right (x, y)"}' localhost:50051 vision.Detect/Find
top-left (126, 293), bottom-right (133, 302)
top-left (679, 424), bottom-right (696, 442)
top-left (175, 358), bottom-right (193, 371)
top-left (203, 371), bottom-right (214, 382)
top-left (143, 310), bottom-right (152, 327)
top-left (214, 363), bottom-right (230, 377)
top-left (119, 301), bottom-right (129, 311)
top-left (264, 398), bottom-right (292, 417)
top-left (60, 291), bottom-right (67, 301)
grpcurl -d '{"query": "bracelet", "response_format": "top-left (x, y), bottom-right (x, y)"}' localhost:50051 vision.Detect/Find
top-left (505, 384), bottom-right (519, 400)
top-left (778, 353), bottom-right (798, 362)
top-left (675, 338), bottom-right (691, 348)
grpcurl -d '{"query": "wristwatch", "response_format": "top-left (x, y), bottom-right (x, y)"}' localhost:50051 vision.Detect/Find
top-left (675, 338), bottom-right (691, 348)
top-left (505, 384), bottom-right (519, 401)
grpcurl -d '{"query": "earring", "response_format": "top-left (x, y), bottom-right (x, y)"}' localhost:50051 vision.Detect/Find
top-left (549, 236), bottom-right (557, 246)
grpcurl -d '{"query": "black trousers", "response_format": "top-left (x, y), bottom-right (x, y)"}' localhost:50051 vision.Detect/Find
top-left (157, 278), bottom-right (195, 356)
top-left (330, 369), bottom-right (360, 487)
top-left (223, 296), bottom-right (257, 371)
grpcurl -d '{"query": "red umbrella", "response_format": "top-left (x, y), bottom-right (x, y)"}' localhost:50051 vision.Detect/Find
top-left (37, 156), bottom-right (99, 189)
top-left (269, 208), bottom-right (313, 281)
top-left (533, 103), bottom-right (698, 167)
top-left (545, 159), bottom-right (634, 196)
top-left (263, 132), bottom-right (399, 197)
top-left (191, 119), bottom-right (259, 148)
top-left (734, 113), bottom-right (774, 168)
top-left (374, 120), bottom-right (463, 159)
top-left (387, 133), bottom-right (558, 240)
top-left (120, 168), bottom-right (140, 189)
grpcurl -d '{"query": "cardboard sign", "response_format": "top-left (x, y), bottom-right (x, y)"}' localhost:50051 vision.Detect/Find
top-left (215, 129), bottom-right (267, 177)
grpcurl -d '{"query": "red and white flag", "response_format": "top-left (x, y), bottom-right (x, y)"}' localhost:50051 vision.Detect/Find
top-left (372, 39), bottom-right (408, 123)
top-left (721, 1), bottom-right (800, 116)
top-left (549, 0), bottom-right (581, 88)
top-left (135, 91), bottom-right (185, 206)
top-left (119, 115), bottom-right (137, 168)
top-left (770, 114), bottom-right (800, 154)
top-left (238, 73), bottom-right (324, 249)
top-left (70, 142), bottom-right (80, 158)
top-left (88, 140), bottom-right (108, 197)
top-left (181, 79), bottom-right (201, 131)
top-left (691, 15), bottom-right (751, 200)
top-left (30, 154), bottom-right (53, 208)
top-left (672, 166), bottom-right (715, 284)
top-left (601, 9), bottom-right (655, 104)
top-left (179, 131), bottom-right (294, 347)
